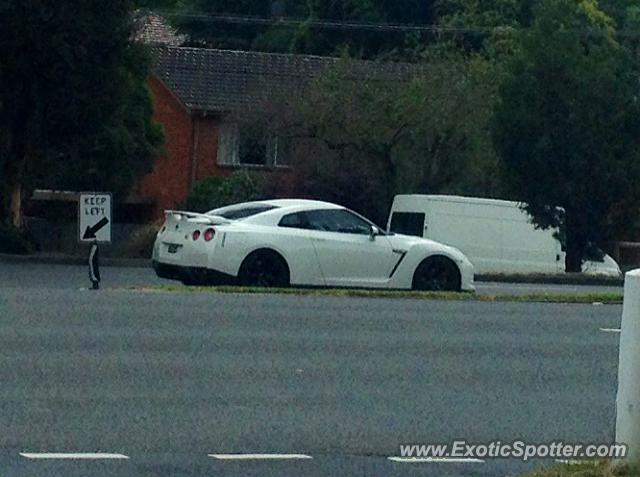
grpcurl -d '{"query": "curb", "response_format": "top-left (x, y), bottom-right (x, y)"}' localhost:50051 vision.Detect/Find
top-left (0, 253), bottom-right (150, 268)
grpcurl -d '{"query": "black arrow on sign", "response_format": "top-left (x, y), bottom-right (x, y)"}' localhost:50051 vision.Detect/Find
top-left (83, 217), bottom-right (110, 240)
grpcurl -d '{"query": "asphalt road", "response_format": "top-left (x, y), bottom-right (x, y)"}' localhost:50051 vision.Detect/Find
top-left (0, 263), bottom-right (625, 476)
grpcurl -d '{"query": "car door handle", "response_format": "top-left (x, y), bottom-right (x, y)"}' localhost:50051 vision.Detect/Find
top-left (311, 237), bottom-right (327, 242)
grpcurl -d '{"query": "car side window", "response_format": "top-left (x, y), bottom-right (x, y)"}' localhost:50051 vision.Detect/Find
top-left (305, 209), bottom-right (371, 234)
top-left (278, 212), bottom-right (310, 229)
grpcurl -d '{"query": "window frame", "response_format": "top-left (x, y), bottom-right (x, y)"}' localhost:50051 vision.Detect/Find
top-left (217, 122), bottom-right (291, 169)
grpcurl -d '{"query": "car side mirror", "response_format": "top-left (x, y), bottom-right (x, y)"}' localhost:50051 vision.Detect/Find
top-left (369, 225), bottom-right (380, 241)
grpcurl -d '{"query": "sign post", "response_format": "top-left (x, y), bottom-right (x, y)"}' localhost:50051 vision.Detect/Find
top-left (79, 193), bottom-right (112, 290)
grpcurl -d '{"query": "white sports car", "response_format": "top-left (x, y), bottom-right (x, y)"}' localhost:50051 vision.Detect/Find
top-left (152, 199), bottom-right (475, 291)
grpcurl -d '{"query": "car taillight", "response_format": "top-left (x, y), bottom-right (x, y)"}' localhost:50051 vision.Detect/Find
top-left (192, 230), bottom-right (201, 241)
top-left (204, 228), bottom-right (215, 242)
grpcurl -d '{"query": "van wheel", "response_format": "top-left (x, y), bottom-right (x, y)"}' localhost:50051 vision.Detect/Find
top-left (238, 250), bottom-right (290, 288)
top-left (412, 256), bottom-right (461, 292)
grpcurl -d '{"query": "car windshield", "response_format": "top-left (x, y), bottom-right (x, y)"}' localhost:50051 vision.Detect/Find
top-left (209, 204), bottom-right (278, 220)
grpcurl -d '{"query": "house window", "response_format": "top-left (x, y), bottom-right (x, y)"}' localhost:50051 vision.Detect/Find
top-left (217, 123), bottom-right (290, 167)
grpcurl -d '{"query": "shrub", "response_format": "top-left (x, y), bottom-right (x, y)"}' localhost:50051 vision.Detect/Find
top-left (122, 224), bottom-right (160, 259)
top-left (0, 223), bottom-right (36, 255)
top-left (184, 170), bottom-right (266, 213)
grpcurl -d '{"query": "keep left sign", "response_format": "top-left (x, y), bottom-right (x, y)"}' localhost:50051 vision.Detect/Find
top-left (79, 193), bottom-right (112, 243)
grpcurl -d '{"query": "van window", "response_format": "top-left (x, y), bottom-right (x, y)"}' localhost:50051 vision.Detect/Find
top-left (390, 212), bottom-right (425, 237)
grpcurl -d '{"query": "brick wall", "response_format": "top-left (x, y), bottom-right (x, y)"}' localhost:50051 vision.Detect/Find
top-left (139, 76), bottom-right (194, 216)
top-left (139, 76), bottom-right (296, 217)
top-left (193, 116), bottom-right (229, 183)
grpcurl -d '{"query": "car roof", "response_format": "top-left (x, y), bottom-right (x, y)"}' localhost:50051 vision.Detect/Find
top-left (206, 199), bottom-right (345, 221)
top-left (258, 199), bottom-right (343, 210)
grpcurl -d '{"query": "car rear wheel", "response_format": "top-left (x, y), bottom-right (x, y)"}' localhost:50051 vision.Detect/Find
top-left (412, 256), bottom-right (461, 292)
top-left (238, 250), bottom-right (290, 287)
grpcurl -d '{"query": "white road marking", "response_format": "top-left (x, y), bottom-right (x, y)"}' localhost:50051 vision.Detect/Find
top-left (600, 328), bottom-right (621, 333)
top-left (388, 457), bottom-right (485, 463)
top-left (208, 454), bottom-right (313, 460)
top-left (20, 453), bottom-right (129, 460)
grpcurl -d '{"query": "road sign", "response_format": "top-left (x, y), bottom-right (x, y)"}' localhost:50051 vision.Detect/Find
top-left (79, 193), bottom-right (112, 243)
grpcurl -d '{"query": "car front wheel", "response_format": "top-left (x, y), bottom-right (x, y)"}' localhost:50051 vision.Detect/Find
top-left (412, 256), bottom-right (461, 292)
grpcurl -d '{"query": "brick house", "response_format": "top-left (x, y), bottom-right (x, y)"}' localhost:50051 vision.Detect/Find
top-left (135, 18), bottom-right (421, 217)
top-left (138, 46), bottom-right (344, 216)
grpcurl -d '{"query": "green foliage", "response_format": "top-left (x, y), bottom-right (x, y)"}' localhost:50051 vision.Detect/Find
top-left (122, 224), bottom-right (160, 258)
top-left (0, 223), bottom-right (36, 255)
top-left (184, 170), bottom-right (266, 213)
top-left (171, 0), bottom-right (436, 59)
top-left (41, 44), bottom-right (165, 198)
top-left (435, 0), bottom-right (528, 53)
top-left (0, 0), bottom-right (163, 225)
top-left (284, 51), bottom-right (500, 223)
top-left (492, 0), bottom-right (640, 271)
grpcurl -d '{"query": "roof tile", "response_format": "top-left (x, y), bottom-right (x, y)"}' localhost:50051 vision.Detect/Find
top-left (152, 46), bottom-right (424, 113)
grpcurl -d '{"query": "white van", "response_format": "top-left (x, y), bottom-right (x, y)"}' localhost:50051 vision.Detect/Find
top-left (387, 195), bottom-right (621, 276)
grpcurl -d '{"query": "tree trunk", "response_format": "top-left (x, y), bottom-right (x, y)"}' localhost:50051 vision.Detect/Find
top-left (9, 179), bottom-right (23, 228)
top-left (564, 213), bottom-right (584, 273)
top-left (5, 151), bottom-right (26, 229)
top-left (381, 147), bottom-right (397, 211)
top-left (565, 244), bottom-right (583, 273)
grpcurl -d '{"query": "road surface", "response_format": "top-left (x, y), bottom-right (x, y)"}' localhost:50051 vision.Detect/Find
top-left (0, 264), bottom-right (623, 476)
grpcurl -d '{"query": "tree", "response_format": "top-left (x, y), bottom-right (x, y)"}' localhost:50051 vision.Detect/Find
top-left (283, 0), bottom-right (436, 58)
top-left (184, 170), bottom-right (266, 212)
top-left (433, 0), bottom-right (531, 60)
top-left (0, 0), bottom-right (162, 227)
top-left (492, 0), bottom-right (640, 272)
top-left (38, 45), bottom-right (164, 197)
top-left (170, 0), bottom-right (271, 50)
top-left (171, 0), bottom-right (436, 59)
top-left (244, 52), bottom-right (499, 223)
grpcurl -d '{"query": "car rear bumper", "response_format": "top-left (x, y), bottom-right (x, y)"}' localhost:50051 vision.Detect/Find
top-left (152, 260), bottom-right (235, 285)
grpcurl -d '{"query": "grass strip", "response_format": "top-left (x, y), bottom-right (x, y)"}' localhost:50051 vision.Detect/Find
top-left (133, 285), bottom-right (623, 304)
top-left (523, 460), bottom-right (638, 476)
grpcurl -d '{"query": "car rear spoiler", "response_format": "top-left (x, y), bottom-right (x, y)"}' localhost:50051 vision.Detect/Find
top-left (164, 210), bottom-right (231, 225)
